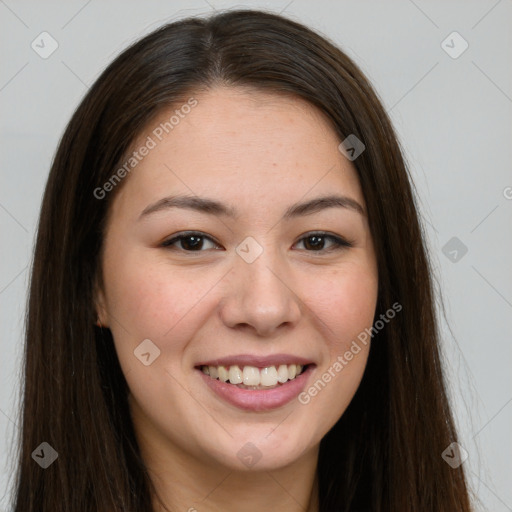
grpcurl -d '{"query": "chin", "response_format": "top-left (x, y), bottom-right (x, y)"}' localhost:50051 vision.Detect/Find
top-left (201, 423), bottom-right (318, 472)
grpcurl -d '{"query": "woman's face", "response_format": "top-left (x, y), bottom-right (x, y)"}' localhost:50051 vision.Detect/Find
top-left (97, 86), bottom-right (378, 471)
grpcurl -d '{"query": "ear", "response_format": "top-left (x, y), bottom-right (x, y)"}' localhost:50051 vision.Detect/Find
top-left (93, 279), bottom-right (109, 328)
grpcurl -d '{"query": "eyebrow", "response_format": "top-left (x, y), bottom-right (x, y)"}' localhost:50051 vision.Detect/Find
top-left (138, 193), bottom-right (365, 221)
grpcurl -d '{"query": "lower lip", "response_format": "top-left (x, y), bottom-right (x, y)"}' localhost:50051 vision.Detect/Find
top-left (197, 365), bottom-right (315, 412)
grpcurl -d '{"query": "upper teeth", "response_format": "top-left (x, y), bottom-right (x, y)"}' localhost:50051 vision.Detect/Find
top-left (201, 364), bottom-right (305, 386)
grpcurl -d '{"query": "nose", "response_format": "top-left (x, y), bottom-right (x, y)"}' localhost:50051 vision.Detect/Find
top-left (219, 247), bottom-right (302, 338)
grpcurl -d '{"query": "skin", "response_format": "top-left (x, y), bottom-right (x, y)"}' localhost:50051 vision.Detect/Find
top-left (96, 86), bottom-right (378, 512)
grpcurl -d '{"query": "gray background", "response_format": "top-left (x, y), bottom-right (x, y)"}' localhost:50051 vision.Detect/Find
top-left (1, 0), bottom-right (511, 510)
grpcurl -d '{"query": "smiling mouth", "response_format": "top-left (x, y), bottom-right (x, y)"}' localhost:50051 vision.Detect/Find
top-left (197, 363), bottom-right (309, 390)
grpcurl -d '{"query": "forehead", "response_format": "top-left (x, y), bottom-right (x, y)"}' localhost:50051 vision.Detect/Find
top-left (109, 86), bottom-right (364, 220)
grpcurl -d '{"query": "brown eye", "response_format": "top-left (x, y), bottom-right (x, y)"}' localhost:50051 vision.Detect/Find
top-left (295, 232), bottom-right (353, 252)
top-left (161, 232), bottom-right (220, 251)
top-left (161, 231), bottom-right (352, 254)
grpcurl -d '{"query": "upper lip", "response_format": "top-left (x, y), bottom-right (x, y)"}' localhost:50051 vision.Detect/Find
top-left (195, 353), bottom-right (315, 368)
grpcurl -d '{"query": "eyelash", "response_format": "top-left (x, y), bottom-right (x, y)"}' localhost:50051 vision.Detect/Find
top-left (161, 231), bottom-right (353, 254)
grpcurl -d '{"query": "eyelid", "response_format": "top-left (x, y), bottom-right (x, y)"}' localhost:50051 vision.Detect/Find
top-left (160, 230), bottom-right (353, 253)
top-left (294, 231), bottom-right (354, 250)
top-left (161, 231), bottom-right (221, 250)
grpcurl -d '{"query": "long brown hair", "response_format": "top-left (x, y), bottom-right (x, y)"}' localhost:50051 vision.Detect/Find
top-left (11, 8), bottom-right (473, 511)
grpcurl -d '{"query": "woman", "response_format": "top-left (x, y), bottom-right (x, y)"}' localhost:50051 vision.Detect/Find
top-left (11, 8), bottom-right (474, 512)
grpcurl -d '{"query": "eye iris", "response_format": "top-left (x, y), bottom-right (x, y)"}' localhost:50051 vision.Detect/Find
top-left (304, 235), bottom-right (324, 250)
top-left (182, 235), bottom-right (203, 250)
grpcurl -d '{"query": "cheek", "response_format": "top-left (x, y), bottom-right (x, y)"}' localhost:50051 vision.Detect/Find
top-left (104, 251), bottom-right (206, 338)
top-left (102, 254), bottom-right (209, 413)
top-left (297, 262), bottom-right (377, 416)
top-left (102, 251), bottom-right (213, 382)
top-left (299, 266), bottom-right (378, 428)
top-left (307, 261), bottom-right (378, 346)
